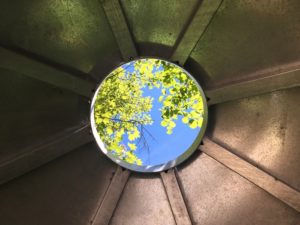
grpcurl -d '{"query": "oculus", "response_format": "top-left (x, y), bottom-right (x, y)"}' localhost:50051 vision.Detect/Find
top-left (90, 58), bottom-right (207, 172)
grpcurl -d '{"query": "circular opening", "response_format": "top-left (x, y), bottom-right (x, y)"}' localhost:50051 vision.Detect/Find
top-left (90, 58), bottom-right (208, 172)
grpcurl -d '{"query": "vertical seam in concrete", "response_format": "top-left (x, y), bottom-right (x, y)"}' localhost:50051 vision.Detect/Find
top-left (174, 168), bottom-right (194, 224)
top-left (101, 0), bottom-right (138, 61)
top-left (170, 0), bottom-right (224, 65)
top-left (91, 167), bottom-right (130, 225)
top-left (161, 169), bottom-right (192, 225)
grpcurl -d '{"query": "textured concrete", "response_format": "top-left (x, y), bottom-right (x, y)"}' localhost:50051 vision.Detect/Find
top-left (177, 154), bottom-right (300, 225)
top-left (109, 173), bottom-right (176, 225)
top-left (189, 0), bottom-right (300, 88)
top-left (207, 87), bottom-right (300, 191)
top-left (0, 1), bottom-right (299, 225)
top-left (121, 0), bottom-right (198, 57)
top-left (0, 70), bottom-right (87, 161)
top-left (0, 0), bottom-right (121, 73)
top-left (0, 143), bottom-right (116, 225)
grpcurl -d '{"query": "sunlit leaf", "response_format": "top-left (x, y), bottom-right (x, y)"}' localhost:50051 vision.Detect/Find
top-left (169, 121), bottom-right (176, 128)
top-left (182, 116), bottom-right (189, 124)
top-left (128, 143), bottom-right (137, 150)
top-left (161, 120), bottom-right (168, 127)
top-left (190, 120), bottom-right (198, 129)
top-left (167, 129), bottom-right (172, 134)
top-left (106, 127), bottom-right (113, 135)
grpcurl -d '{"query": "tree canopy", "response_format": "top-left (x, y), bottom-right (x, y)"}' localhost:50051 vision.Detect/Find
top-left (93, 59), bottom-right (205, 166)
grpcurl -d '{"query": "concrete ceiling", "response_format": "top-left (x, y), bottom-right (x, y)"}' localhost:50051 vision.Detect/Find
top-left (0, 0), bottom-right (299, 224)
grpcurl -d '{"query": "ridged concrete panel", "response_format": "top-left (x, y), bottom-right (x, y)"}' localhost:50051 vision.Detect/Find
top-left (177, 154), bottom-right (300, 225)
top-left (110, 173), bottom-right (176, 225)
top-left (120, 0), bottom-right (198, 57)
top-left (208, 87), bottom-right (300, 191)
top-left (0, 0), bottom-right (121, 73)
top-left (189, 0), bottom-right (300, 88)
top-left (0, 143), bottom-right (116, 225)
top-left (0, 69), bottom-right (87, 160)
top-left (0, 1), bottom-right (299, 225)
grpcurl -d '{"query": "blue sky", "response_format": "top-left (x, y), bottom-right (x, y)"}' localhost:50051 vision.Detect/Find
top-left (118, 61), bottom-right (201, 166)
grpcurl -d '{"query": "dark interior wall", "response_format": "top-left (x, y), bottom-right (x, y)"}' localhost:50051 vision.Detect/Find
top-left (0, 0), bottom-right (299, 224)
top-left (0, 143), bottom-right (116, 225)
top-left (0, 69), bottom-right (87, 162)
top-left (189, 0), bottom-right (300, 87)
top-left (0, 0), bottom-right (121, 74)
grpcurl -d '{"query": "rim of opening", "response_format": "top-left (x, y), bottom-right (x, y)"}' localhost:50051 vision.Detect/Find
top-left (90, 57), bottom-right (208, 172)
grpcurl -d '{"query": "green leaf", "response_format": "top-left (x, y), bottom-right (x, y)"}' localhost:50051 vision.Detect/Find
top-left (166, 129), bottom-right (172, 135)
top-left (190, 120), bottom-right (198, 129)
top-left (163, 100), bottom-right (171, 107)
top-left (197, 117), bottom-right (204, 126)
top-left (136, 159), bottom-right (142, 165)
top-left (106, 127), bottom-right (113, 135)
top-left (169, 120), bottom-right (176, 128)
top-left (95, 117), bottom-right (102, 124)
top-left (188, 119), bottom-right (194, 125)
top-left (161, 120), bottom-right (168, 127)
top-left (182, 116), bottom-right (189, 124)
top-left (128, 133), bottom-right (137, 141)
top-left (128, 143), bottom-right (137, 150)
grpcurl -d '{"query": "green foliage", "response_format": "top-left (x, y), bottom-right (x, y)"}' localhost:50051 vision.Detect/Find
top-left (94, 59), bottom-right (204, 166)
